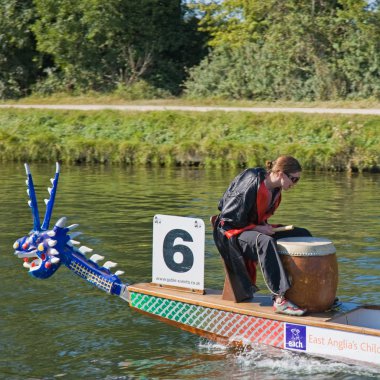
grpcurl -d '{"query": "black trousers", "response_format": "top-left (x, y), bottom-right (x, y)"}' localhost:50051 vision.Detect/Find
top-left (213, 224), bottom-right (312, 299)
top-left (237, 227), bottom-right (312, 296)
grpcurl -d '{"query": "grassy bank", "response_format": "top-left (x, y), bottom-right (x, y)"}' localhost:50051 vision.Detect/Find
top-left (0, 108), bottom-right (379, 171)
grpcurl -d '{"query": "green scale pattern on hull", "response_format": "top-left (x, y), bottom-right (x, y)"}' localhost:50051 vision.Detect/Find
top-left (130, 292), bottom-right (285, 348)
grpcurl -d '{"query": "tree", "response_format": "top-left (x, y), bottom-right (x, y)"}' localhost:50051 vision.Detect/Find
top-left (185, 0), bottom-right (380, 100)
top-left (32, 0), bottom-right (208, 94)
top-left (0, 0), bottom-right (39, 98)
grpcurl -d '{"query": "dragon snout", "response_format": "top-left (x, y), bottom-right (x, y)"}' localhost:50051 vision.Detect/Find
top-left (19, 252), bottom-right (61, 279)
top-left (13, 237), bottom-right (38, 258)
top-left (13, 235), bottom-right (62, 279)
top-left (13, 239), bottom-right (28, 251)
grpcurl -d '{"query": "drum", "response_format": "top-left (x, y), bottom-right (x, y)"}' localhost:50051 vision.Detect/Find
top-left (277, 237), bottom-right (338, 313)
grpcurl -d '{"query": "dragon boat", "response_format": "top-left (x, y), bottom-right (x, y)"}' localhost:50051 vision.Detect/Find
top-left (13, 164), bottom-right (380, 368)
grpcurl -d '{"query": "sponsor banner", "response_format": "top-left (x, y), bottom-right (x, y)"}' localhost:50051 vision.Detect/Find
top-left (285, 323), bottom-right (380, 365)
top-left (285, 323), bottom-right (307, 351)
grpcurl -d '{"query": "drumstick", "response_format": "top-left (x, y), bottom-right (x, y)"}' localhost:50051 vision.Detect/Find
top-left (272, 225), bottom-right (294, 232)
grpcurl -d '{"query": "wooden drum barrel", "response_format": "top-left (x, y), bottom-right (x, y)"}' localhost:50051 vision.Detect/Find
top-left (277, 237), bottom-right (338, 312)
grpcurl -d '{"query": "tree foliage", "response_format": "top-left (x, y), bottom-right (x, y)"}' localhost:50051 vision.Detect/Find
top-left (32, 0), bottom-right (208, 94)
top-left (0, 0), bottom-right (38, 99)
top-left (2, 0), bottom-right (380, 100)
top-left (185, 0), bottom-right (380, 100)
top-left (0, 0), bottom-right (207, 98)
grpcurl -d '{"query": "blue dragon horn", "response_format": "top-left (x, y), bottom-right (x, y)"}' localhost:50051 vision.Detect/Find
top-left (41, 162), bottom-right (60, 231)
top-left (25, 163), bottom-right (41, 231)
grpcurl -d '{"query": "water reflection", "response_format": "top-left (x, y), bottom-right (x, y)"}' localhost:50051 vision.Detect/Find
top-left (1, 163), bottom-right (379, 379)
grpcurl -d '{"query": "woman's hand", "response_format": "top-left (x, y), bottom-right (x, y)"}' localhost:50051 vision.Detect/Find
top-left (254, 224), bottom-right (274, 235)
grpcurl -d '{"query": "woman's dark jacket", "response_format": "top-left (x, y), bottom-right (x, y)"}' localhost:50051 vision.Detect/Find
top-left (213, 168), bottom-right (279, 300)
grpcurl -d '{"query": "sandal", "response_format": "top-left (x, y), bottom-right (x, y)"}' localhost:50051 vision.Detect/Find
top-left (273, 297), bottom-right (306, 316)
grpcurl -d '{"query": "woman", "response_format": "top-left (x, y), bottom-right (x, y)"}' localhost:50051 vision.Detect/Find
top-left (213, 155), bottom-right (311, 316)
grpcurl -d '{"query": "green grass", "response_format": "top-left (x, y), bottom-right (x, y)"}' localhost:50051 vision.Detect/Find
top-left (0, 107), bottom-right (379, 171)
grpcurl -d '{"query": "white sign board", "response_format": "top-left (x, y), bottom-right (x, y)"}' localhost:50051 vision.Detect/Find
top-left (305, 325), bottom-right (380, 365)
top-left (284, 321), bottom-right (380, 366)
top-left (152, 214), bottom-right (205, 291)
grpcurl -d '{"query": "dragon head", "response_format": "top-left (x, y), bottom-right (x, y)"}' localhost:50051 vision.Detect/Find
top-left (13, 163), bottom-right (127, 297)
top-left (13, 163), bottom-right (63, 278)
top-left (13, 216), bottom-right (79, 279)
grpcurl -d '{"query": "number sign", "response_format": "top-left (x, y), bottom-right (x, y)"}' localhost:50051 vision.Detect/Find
top-left (152, 214), bottom-right (205, 290)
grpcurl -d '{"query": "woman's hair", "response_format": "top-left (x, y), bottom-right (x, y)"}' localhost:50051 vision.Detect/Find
top-left (265, 155), bottom-right (302, 173)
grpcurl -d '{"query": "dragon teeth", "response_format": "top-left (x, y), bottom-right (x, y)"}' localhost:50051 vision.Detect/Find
top-left (29, 258), bottom-right (41, 270)
top-left (47, 231), bottom-right (56, 237)
top-left (115, 270), bottom-right (125, 276)
top-left (51, 257), bottom-right (60, 264)
top-left (49, 248), bottom-right (59, 255)
top-left (16, 250), bottom-right (38, 258)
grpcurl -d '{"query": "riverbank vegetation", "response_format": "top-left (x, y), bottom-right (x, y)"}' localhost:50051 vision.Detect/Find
top-left (0, 108), bottom-right (379, 171)
top-left (2, 2), bottom-right (380, 171)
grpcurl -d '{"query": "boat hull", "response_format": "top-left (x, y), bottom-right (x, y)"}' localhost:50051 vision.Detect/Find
top-left (127, 283), bottom-right (380, 367)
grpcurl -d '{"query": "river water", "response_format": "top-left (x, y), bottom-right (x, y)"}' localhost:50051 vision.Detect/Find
top-left (1, 163), bottom-right (380, 379)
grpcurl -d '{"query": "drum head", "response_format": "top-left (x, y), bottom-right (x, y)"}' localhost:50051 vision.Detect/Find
top-left (277, 237), bottom-right (336, 256)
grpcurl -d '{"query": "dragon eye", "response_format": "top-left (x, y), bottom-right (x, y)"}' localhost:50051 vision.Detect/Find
top-left (13, 241), bottom-right (19, 249)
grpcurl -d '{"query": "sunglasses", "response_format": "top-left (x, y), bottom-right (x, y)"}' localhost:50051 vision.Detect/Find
top-left (284, 172), bottom-right (300, 184)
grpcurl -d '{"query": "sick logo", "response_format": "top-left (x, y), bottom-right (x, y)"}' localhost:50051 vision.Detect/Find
top-left (285, 324), bottom-right (306, 351)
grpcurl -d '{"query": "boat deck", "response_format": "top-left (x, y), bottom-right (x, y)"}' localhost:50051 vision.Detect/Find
top-left (128, 283), bottom-right (380, 336)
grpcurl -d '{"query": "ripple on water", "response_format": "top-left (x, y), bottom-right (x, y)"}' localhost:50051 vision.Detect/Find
top-left (2, 164), bottom-right (380, 379)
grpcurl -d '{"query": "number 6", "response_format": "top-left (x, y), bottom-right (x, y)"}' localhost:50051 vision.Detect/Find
top-left (163, 229), bottom-right (194, 273)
